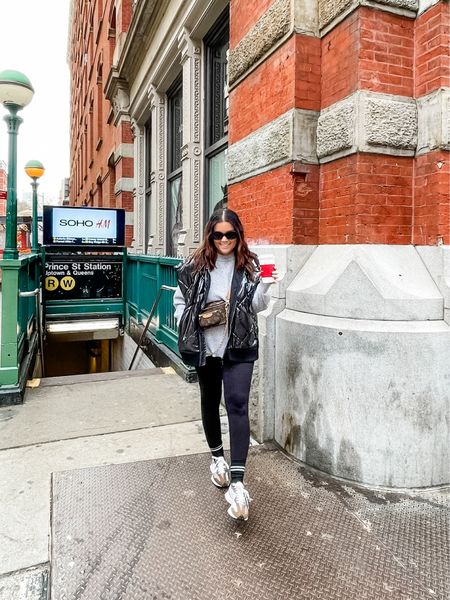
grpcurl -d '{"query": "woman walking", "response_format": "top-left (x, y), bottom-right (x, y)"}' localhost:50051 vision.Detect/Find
top-left (174, 209), bottom-right (278, 521)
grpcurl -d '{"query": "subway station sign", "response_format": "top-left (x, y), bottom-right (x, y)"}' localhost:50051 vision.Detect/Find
top-left (44, 257), bottom-right (122, 300)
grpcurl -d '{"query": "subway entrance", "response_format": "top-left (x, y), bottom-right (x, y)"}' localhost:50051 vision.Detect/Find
top-left (43, 339), bottom-right (114, 377)
top-left (40, 205), bottom-right (128, 378)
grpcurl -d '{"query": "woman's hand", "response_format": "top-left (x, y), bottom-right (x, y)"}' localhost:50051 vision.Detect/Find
top-left (270, 268), bottom-right (283, 283)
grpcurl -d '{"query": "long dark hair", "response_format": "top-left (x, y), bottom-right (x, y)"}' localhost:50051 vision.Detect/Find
top-left (190, 209), bottom-right (258, 279)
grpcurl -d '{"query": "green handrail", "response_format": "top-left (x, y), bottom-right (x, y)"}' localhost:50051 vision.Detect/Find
top-left (126, 255), bottom-right (181, 356)
top-left (0, 252), bottom-right (41, 386)
top-left (128, 284), bottom-right (177, 370)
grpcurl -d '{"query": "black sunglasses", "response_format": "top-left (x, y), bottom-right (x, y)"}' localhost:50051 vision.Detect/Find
top-left (211, 231), bottom-right (238, 241)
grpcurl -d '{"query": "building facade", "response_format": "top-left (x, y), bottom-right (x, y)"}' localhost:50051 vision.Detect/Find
top-left (70, 0), bottom-right (450, 488)
top-left (105, 0), bottom-right (230, 256)
top-left (226, 0), bottom-right (450, 489)
top-left (68, 0), bottom-right (135, 245)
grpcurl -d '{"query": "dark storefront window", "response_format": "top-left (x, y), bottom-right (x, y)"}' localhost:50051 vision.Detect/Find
top-left (167, 77), bottom-right (183, 256)
top-left (205, 11), bottom-right (229, 217)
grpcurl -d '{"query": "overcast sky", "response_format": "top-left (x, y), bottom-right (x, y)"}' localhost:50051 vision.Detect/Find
top-left (0, 0), bottom-right (70, 205)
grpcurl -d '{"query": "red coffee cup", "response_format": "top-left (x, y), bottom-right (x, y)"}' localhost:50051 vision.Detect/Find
top-left (259, 254), bottom-right (276, 282)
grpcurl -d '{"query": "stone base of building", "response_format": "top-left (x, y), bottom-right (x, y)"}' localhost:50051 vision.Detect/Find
top-left (252, 244), bottom-right (450, 488)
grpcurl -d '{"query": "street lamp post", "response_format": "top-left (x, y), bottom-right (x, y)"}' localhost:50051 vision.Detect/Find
top-left (0, 70), bottom-right (34, 259)
top-left (25, 160), bottom-right (45, 253)
top-left (0, 70), bottom-right (35, 394)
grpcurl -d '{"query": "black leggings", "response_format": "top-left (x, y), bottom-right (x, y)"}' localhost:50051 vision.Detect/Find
top-left (196, 357), bottom-right (254, 468)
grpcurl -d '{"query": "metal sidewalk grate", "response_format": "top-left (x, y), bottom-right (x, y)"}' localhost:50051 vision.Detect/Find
top-left (51, 445), bottom-right (449, 600)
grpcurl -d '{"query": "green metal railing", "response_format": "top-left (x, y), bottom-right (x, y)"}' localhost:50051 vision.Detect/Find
top-left (0, 253), bottom-right (41, 386)
top-left (0, 252), bottom-right (182, 388)
top-left (126, 255), bottom-right (181, 355)
top-left (17, 254), bottom-right (40, 361)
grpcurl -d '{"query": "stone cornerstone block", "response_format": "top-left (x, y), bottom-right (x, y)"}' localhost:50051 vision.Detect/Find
top-left (367, 0), bottom-right (418, 10)
top-left (249, 245), bottom-right (316, 442)
top-left (229, 0), bottom-right (291, 85)
top-left (319, 0), bottom-right (353, 29)
top-left (416, 88), bottom-right (450, 155)
top-left (319, 0), bottom-right (418, 30)
top-left (317, 91), bottom-right (418, 161)
top-left (294, 0), bottom-right (319, 35)
top-left (287, 245), bottom-right (443, 320)
top-left (416, 246), bottom-right (450, 316)
top-left (228, 109), bottom-right (319, 184)
top-left (365, 96), bottom-right (417, 150)
top-left (274, 243), bottom-right (449, 488)
top-left (250, 298), bottom-right (285, 442)
top-left (316, 97), bottom-right (356, 159)
top-left (276, 310), bottom-right (450, 487)
top-left (114, 177), bottom-right (135, 194)
top-left (418, 0), bottom-right (441, 14)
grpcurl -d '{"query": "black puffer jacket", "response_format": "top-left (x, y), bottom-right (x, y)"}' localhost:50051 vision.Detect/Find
top-left (176, 260), bottom-right (261, 367)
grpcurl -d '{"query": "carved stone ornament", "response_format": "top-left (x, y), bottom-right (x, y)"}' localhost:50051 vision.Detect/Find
top-left (193, 159), bottom-right (201, 242)
top-left (135, 125), bottom-right (145, 251)
top-left (112, 86), bottom-right (130, 119)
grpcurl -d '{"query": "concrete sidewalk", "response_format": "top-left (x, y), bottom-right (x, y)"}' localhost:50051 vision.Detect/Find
top-left (0, 368), bottom-right (227, 598)
top-left (0, 367), bottom-right (449, 599)
top-left (51, 445), bottom-right (450, 600)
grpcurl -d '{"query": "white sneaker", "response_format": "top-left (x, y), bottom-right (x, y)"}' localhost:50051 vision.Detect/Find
top-left (225, 482), bottom-right (252, 521)
top-left (210, 456), bottom-right (230, 488)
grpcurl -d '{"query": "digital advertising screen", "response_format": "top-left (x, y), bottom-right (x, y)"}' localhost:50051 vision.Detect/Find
top-left (43, 206), bottom-right (125, 246)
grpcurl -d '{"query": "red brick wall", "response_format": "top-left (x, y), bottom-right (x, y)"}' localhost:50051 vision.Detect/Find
top-left (230, 0), bottom-right (275, 48)
top-left (358, 8), bottom-right (414, 97)
top-left (120, 191), bottom-right (133, 213)
top-left (229, 163), bottom-right (319, 245)
top-left (321, 11), bottom-right (359, 109)
top-left (295, 35), bottom-right (321, 112)
top-left (106, 171), bottom-right (115, 208)
top-left (116, 156), bottom-right (134, 179)
top-left (356, 155), bottom-right (413, 245)
top-left (229, 2), bottom-right (450, 246)
top-left (412, 4), bottom-right (450, 245)
top-left (415, 2), bottom-right (450, 97)
top-left (0, 166), bottom-right (6, 191)
top-left (69, 0), bottom-right (134, 241)
top-left (232, 153), bottom-right (414, 246)
top-left (117, 0), bottom-right (133, 32)
top-left (414, 151), bottom-right (450, 245)
top-left (319, 156), bottom-right (358, 244)
top-left (229, 34), bottom-right (322, 144)
top-left (320, 155), bottom-right (413, 244)
top-left (229, 38), bottom-right (296, 144)
top-left (119, 120), bottom-right (134, 144)
top-left (293, 165), bottom-right (320, 244)
top-left (125, 225), bottom-right (133, 247)
top-left (321, 8), bottom-right (414, 109)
